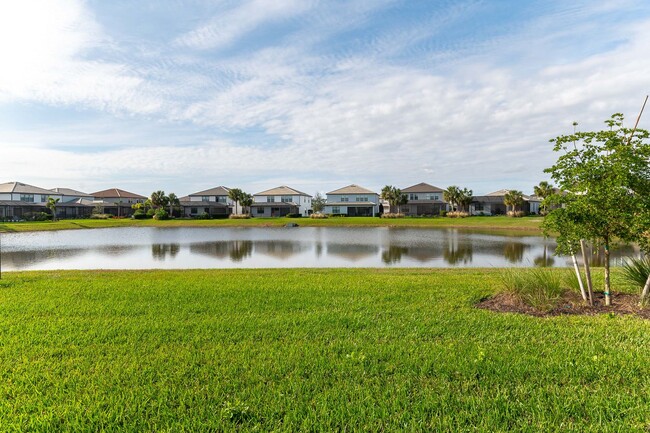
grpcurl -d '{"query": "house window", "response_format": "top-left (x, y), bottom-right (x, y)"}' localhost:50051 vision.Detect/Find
top-left (41, 195), bottom-right (47, 202)
top-left (340, 196), bottom-right (349, 202)
top-left (20, 194), bottom-right (34, 202)
top-left (281, 196), bottom-right (292, 203)
top-left (409, 194), bottom-right (418, 200)
top-left (202, 196), bottom-right (210, 202)
top-left (356, 196), bottom-right (365, 202)
top-left (191, 207), bottom-right (198, 214)
top-left (474, 203), bottom-right (484, 211)
top-left (332, 206), bottom-right (340, 214)
top-left (217, 196), bottom-right (227, 203)
top-left (267, 197), bottom-right (275, 203)
top-left (433, 195), bottom-right (439, 200)
top-left (257, 207), bottom-right (264, 214)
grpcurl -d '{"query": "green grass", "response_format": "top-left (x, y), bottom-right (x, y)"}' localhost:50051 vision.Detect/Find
top-left (1, 268), bottom-right (648, 432)
top-left (0, 215), bottom-right (543, 233)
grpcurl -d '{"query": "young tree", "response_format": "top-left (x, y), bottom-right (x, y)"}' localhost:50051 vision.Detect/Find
top-left (457, 188), bottom-right (473, 212)
top-left (544, 113), bottom-right (650, 306)
top-left (503, 190), bottom-right (524, 214)
top-left (46, 197), bottom-right (60, 222)
top-left (228, 188), bottom-right (244, 215)
top-left (312, 192), bottom-right (326, 213)
top-left (443, 186), bottom-right (460, 211)
top-left (533, 181), bottom-right (554, 215)
top-left (381, 186), bottom-right (407, 214)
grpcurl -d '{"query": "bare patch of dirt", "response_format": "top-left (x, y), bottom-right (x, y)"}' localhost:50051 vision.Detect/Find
top-left (477, 291), bottom-right (650, 319)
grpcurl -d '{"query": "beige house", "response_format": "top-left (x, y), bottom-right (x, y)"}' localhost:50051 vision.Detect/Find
top-left (91, 188), bottom-right (147, 217)
top-left (251, 186), bottom-right (312, 217)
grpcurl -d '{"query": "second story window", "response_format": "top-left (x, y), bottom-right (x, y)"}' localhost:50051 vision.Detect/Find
top-left (340, 196), bottom-right (349, 202)
top-left (281, 196), bottom-right (292, 203)
top-left (267, 197), bottom-right (275, 203)
top-left (20, 194), bottom-right (35, 202)
top-left (409, 194), bottom-right (419, 200)
top-left (202, 196), bottom-right (210, 202)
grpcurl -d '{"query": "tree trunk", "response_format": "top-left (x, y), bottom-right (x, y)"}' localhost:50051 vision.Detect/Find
top-left (580, 239), bottom-right (594, 306)
top-left (640, 273), bottom-right (650, 305)
top-left (571, 253), bottom-right (588, 302)
top-left (604, 238), bottom-right (611, 306)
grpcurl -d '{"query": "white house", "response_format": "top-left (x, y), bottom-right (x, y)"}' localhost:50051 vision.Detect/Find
top-left (323, 184), bottom-right (379, 217)
top-left (251, 186), bottom-right (312, 217)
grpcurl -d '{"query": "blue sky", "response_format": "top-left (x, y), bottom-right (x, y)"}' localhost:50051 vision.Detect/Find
top-left (1, 0), bottom-right (649, 197)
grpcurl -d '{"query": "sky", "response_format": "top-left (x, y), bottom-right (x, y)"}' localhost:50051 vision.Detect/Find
top-left (1, 0), bottom-right (649, 197)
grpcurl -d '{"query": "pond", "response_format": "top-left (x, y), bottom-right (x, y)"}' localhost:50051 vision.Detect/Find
top-left (0, 227), bottom-right (640, 271)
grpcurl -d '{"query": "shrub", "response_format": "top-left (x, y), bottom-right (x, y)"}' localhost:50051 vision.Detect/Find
top-left (380, 213), bottom-right (405, 219)
top-left (24, 212), bottom-right (52, 221)
top-left (132, 210), bottom-right (148, 219)
top-left (501, 268), bottom-right (565, 312)
top-left (196, 212), bottom-right (211, 220)
top-left (153, 209), bottom-right (169, 220)
top-left (622, 257), bottom-right (650, 291)
top-left (90, 213), bottom-right (112, 219)
top-left (229, 214), bottom-right (251, 219)
top-left (310, 213), bottom-right (328, 219)
top-left (439, 210), bottom-right (448, 217)
top-left (446, 211), bottom-right (469, 218)
top-left (146, 209), bottom-right (155, 218)
top-left (287, 213), bottom-right (302, 218)
top-left (507, 210), bottom-right (525, 218)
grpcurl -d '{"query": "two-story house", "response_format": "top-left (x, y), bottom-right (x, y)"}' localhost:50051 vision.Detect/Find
top-left (251, 186), bottom-right (312, 217)
top-left (50, 187), bottom-right (96, 218)
top-left (91, 188), bottom-right (147, 217)
top-left (323, 184), bottom-right (379, 217)
top-left (399, 182), bottom-right (448, 216)
top-left (0, 181), bottom-right (64, 220)
top-left (180, 186), bottom-right (233, 217)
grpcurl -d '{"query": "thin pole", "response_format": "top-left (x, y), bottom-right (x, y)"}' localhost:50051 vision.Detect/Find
top-left (626, 95), bottom-right (648, 146)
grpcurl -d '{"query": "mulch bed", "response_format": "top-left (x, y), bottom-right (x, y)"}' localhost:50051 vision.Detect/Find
top-left (477, 291), bottom-right (650, 319)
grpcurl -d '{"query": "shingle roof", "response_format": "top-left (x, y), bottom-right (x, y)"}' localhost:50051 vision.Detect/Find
top-left (91, 188), bottom-right (147, 199)
top-left (250, 202), bottom-right (299, 207)
top-left (188, 186), bottom-right (230, 197)
top-left (325, 201), bottom-right (377, 206)
top-left (50, 187), bottom-right (93, 197)
top-left (326, 184), bottom-right (377, 195)
top-left (400, 182), bottom-right (446, 193)
top-left (0, 181), bottom-right (55, 195)
top-left (254, 186), bottom-right (311, 197)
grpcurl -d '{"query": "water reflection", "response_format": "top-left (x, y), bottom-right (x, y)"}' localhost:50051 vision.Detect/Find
top-left (0, 226), bottom-right (642, 270)
top-left (152, 243), bottom-right (180, 261)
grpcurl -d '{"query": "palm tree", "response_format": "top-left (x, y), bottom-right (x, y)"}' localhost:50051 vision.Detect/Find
top-left (168, 193), bottom-right (180, 217)
top-left (380, 186), bottom-right (407, 214)
top-left (503, 190), bottom-right (524, 215)
top-left (228, 188), bottom-right (243, 215)
top-left (150, 190), bottom-right (168, 210)
top-left (46, 197), bottom-right (60, 222)
top-left (533, 181), bottom-right (554, 215)
top-left (380, 186), bottom-right (394, 213)
top-left (240, 193), bottom-right (253, 215)
top-left (457, 188), bottom-right (473, 212)
top-left (444, 186), bottom-right (462, 211)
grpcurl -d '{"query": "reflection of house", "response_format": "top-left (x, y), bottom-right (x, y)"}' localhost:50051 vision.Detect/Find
top-left (323, 184), bottom-right (379, 217)
top-left (180, 186), bottom-right (233, 218)
top-left (91, 188), bottom-right (147, 217)
top-left (470, 190), bottom-right (540, 216)
top-left (251, 186), bottom-right (312, 217)
top-left (399, 182), bottom-right (448, 216)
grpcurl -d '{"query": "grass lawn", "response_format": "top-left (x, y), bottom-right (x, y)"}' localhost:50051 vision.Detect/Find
top-left (0, 215), bottom-right (543, 233)
top-left (1, 268), bottom-right (648, 431)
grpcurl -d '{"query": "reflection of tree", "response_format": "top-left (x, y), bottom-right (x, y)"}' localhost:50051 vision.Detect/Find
top-left (382, 246), bottom-right (408, 264)
top-left (443, 244), bottom-right (473, 265)
top-left (533, 243), bottom-right (555, 267)
top-left (327, 244), bottom-right (379, 262)
top-left (229, 241), bottom-right (253, 262)
top-left (151, 243), bottom-right (180, 260)
top-left (503, 242), bottom-right (525, 264)
top-left (588, 243), bottom-right (639, 267)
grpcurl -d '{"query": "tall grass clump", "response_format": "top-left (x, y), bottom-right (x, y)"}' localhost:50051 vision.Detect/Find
top-left (622, 257), bottom-right (650, 290)
top-left (501, 268), bottom-right (565, 312)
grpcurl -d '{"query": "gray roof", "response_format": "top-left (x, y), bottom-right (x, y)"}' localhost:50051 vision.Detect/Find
top-left (325, 201), bottom-right (377, 206)
top-left (91, 188), bottom-right (147, 199)
top-left (50, 187), bottom-right (93, 197)
top-left (179, 201), bottom-right (228, 208)
top-left (250, 202), bottom-right (299, 207)
top-left (254, 186), bottom-right (311, 197)
top-left (0, 181), bottom-right (56, 195)
top-left (401, 182), bottom-right (446, 193)
top-left (326, 184), bottom-right (377, 195)
top-left (188, 186), bottom-right (230, 197)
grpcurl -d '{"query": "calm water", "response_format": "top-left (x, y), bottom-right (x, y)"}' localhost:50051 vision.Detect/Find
top-left (0, 227), bottom-right (639, 271)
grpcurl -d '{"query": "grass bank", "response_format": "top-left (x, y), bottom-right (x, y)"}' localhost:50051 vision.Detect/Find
top-left (0, 215), bottom-right (543, 233)
top-left (1, 268), bottom-right (648, 432)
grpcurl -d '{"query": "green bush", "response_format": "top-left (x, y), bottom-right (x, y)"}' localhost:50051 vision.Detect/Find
top-left (380, 213), bottom-right (405, 219)
top-left (196, 212), bottom-right (211, 220)
top-left (24, 212), bottom-right (52, 221)
top-left (132, 210), bottom-right (148, 219)
top-left (229, 214), bottom-right (251, 219)
top-left (287, 213), bottom-right (302, 218)
top-left (146, 209), bottom-right (155, 218)
top-left (89, 213), bottom-right (112, 219)
top-left (622, 257), bottom-right (650, 291)
top-left (501, 268), bottom-right (565, 312)
top-left (153, 209), bottom-right (169, 220)
top-left (439, 210), bottom-right (448, 217)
